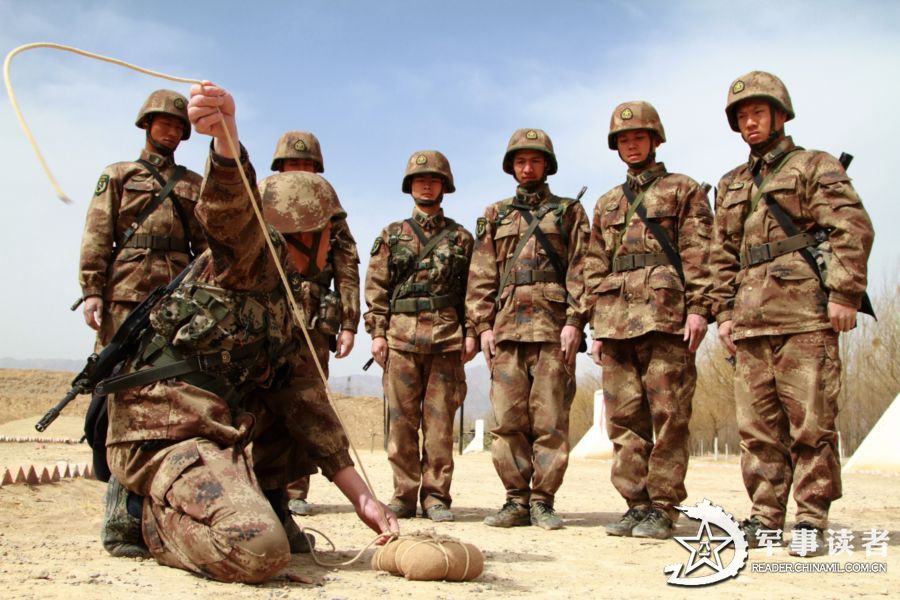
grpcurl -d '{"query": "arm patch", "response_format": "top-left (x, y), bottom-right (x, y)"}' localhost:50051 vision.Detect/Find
top-left (370, 236), bottom-right (383, 256)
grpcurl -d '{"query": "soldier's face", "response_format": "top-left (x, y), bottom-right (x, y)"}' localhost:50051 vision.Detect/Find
top-left (616, 130), bottom-right (655, 165)
top-left (411, 174), bottom-right (444, 201)
top-left (513, 150), bottom-right (546, 183)
top-left (281, 158), bottom-right (317, 173)
top-left (148, 114), bottom-right (184, 150)
top-left (736, 99), bottom-right (786, 145)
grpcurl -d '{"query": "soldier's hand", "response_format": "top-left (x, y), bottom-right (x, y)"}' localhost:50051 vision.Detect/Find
top-left (335, 330), bottom-right (355, 358)
top-left (332, 466), bottom-right (400, 542)
top-left (480, 330), bottom-right (496, 368)
top-left (83, 295), bottom-right (103, 331)
top-left (828, 301), bottom-right (858, 333)
top-left (462, 337), bottom-right (478, 363)
top-left (560, 325), bottom-right (580, 364)
top-left (683, 313), bottom-right (708, 353)
top-left (371, 336), bottom-right (388, 369)
top-left (717, 320), bottom-right (737, 356)
top-left (188, 81), bottom-right (239, 157)
top-left (590, 340), bottom-right (603, 366)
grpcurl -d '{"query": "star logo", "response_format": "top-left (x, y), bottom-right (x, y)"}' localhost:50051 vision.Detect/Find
top-left (674, 519), bottom-right (732, 576)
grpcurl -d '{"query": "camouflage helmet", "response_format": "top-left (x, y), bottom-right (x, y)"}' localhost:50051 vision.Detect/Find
top-left (134, 89), bottom-right (191, 140)
top-left (270, 131), bottom-right (325, 173)
top-left (260, 171), bottom-right (346, 234)
top-left (607, 101), bottom-right (666, 150)
top-left (725, 71), bottom-right (795, 132)
top-left (401, 150), bottom-right (456, 194)
top-left (502, 128), bottom-right (558, 176)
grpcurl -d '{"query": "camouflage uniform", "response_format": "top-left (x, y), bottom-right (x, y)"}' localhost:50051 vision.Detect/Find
top-left (79, 90), bottom-right (208, 350)
top-left (106, 148), bottom-right (353, 583)
top-left (586, 102), bottom-right (713, 525)
top-left (465, 129), bottom-right (590, 510)
top-left (709, 72), bottom-right (874, 531)
top-left (364, 150), bottom-right (472, 513)
top-left (264, 133), bottom-right (361, 509)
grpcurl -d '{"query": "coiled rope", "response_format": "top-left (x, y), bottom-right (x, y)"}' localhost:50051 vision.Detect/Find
top-left (4, 42), bottom-right (395, 565)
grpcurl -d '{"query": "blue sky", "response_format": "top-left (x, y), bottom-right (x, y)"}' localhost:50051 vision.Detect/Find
top-left (2, 0), bottom-right (898, 377)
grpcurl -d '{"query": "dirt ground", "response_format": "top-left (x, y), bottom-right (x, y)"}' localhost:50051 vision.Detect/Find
top-left (1, 370), bottom-right (899, 599)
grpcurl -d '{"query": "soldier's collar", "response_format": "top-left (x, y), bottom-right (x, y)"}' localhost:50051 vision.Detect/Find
top-left (514, 182), bottom-right (551, 207)
top-left (412, 207), bottom-right (445, 230)
top-left (748, 136), bottom-right (796, 170)
top-left (140, 149), bottom-right (175, 169)
top-left (627, 162), bottom-right (667, 189)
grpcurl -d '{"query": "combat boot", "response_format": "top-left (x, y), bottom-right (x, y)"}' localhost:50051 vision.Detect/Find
top-left (288, 498), bottom-right (313, 516)
top-left (632, 508), bottom-right (674, 540)
top-left (483, 501), bottom-right (530, 528)
top-left (388, 504), bottom-right (417, 519)
top-left (424, 504), bottom-right (454, 522)
top-left (605, 507), bottom-right (649, 537)
top-left (741, 516), bottom-right (784, 548)
top-left (789, 523), bottom-right (828, 558)
top-left (530, 502), bottom-right (564, 530)
top-left (283, 515), bottom-right (316, 553)
top-left (100, 476), bottom-right (150, 558)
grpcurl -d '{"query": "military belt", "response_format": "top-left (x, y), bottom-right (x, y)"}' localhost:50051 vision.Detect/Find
top-left (97, 339), bottom-right (266, 396)
top-left (509, 269), bottom-right (559, 286)
top-left (612, 252), bottom-right (671, 272)
top-left (740, 232), bottom-right (817, 268)
top-left (391, 294), bottom-right (457, 314)
top-left (123, 234), bottom-right (188, 252)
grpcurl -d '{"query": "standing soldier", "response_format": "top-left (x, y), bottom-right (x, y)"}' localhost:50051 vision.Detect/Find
top-left (710, 72), bottom-right (874, 556)
top-left (268, 131), bottom-right (361, 517)
top-left (466, 129), bottom-right (590, 530)
top-left (586, 102), bottom-right (713, 540)
top-left (79, 89), bottom-right (207, 351)
top-left (364, 150), bottom-right (474, 522)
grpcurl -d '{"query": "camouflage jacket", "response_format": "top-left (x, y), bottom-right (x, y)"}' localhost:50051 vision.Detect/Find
top-left (108, 149), bottom-right (351, 476)
top-left (709, 137), bottom-right (874, 340)
top-left (585, 163), bottom-right (713, 340)
top-left (465, 183), bottom-right (590, 343)
top-left (364, 207), bottom-right (473, 353)
top-left (79, 149), bottom-right (209, 302)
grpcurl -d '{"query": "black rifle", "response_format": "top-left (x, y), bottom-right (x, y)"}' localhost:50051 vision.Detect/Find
top-left (36, 264), bottom-right (191, 433)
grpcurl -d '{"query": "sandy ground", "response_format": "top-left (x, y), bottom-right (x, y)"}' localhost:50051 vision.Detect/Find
top-left (1, 372), bottom-right (899, 599)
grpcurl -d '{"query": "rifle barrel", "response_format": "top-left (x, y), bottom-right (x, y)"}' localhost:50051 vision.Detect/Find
top-left (35, 387), bottom-right (80, 432)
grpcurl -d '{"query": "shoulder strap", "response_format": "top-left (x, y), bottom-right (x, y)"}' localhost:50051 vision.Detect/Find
top-left (135, 160), bottom-right (193, 257)
top-left (496, 210), bottom-right (544, 300)
top-left (621, 180), bottom-right (685, 281)
top-left (515, 206), bottom-right (567, 284)
top-left (405, 218), bottom-right (454, 262)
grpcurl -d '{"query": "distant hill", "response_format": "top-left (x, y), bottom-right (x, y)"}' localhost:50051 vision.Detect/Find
top-left (0, 357), bottom-right (82, 372)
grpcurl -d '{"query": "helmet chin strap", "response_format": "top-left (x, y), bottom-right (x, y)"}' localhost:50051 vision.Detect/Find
top-left (146, 131), bottom-right (175, 157)
top-left (414, 195), bottom-right (442, 207)
top-left (749, 104), bottom-right (784, 155)
top-left (621, 149), bottom-right (656, 171)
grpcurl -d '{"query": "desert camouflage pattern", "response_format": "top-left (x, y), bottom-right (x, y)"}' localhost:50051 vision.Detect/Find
top-left (106, 150), bottom-right (352, 582)
top-left (135, 89), bottom-right (192, 140)
top-left (364, 207), bottom-right (473, 353)
top-left (607, 100), bottom-right (667, 149)
top-left (260, 171), bottom-right (346, 233)
top-left (489, 341), bottom-right (575, 506)
top-left (585, 163), bottom-right (713, 340)
top-left (401, 149), bottom-right (456, 193)
top-left (384, 349), bottom-right (465, 511)
top-left (725, 70), bottom-right (795, 132)
top-left (734, 330), bottom-right (842, 529)
top-left (709, 137), bottom-right (874, 339)
top-left (94, 300), bottom-right (137, 350)
top-left (502, 128), bottom-right (558, 175)
top-left (79, 149), bottom-right (208, 305)
top-left (465, 182), bottom-right (590, 342)
top-left (270, 130), bottom-right (325, 173)
top-left (601, 333), bottom-right (695, 521)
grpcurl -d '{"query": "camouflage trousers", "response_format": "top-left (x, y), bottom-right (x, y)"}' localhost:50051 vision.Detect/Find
top-left (285, 329), bottom-right (332, 502)
top-left (735, 329), bottom-right (842, 529)
top-left (384, 349), bottom-right (465, 511)
top-left (108, 438), bottom-right (290, 583)
top-left (602, 333), bottom-right (695, 521)
top-left (95, 300), bottom-right (138, 351)
top-left (490, 341), bottom-right (575, 507)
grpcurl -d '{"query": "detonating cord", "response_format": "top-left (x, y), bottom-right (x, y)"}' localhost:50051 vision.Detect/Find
top-left (3, 42), bottom-right (395, 558)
